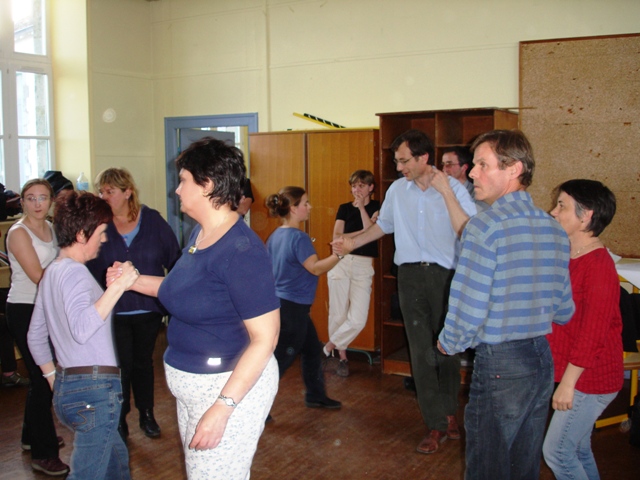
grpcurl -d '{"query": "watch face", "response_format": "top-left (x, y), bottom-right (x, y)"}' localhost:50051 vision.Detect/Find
top-left (224, 398), bottom-right (233, 406)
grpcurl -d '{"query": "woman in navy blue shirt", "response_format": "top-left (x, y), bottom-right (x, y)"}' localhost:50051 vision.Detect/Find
top-left (115, 138), bottom-right (279, 480)
top-left (88, 168), bottom-right (180, 440)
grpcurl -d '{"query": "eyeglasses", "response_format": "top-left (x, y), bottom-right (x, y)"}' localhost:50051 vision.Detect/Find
top-left (442, 162), bottom-right (460, 167)
top-left (24, 195), bottom-right (51, 204)
top-left (393, 156), bottom-right (415, 166)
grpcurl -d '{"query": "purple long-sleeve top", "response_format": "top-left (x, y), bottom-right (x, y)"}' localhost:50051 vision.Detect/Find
top-left (28, 257), bottom-right (117, 368)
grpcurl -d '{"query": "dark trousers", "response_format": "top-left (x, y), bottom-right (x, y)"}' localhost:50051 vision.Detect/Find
top-left (274, 298), bottom-right (327, 403)
top-left (397, 263), bottom-right (460, 432)
top-left (113, 312), bottom-right (163, 420)
top-left (0, 312), bottom-right (18, 372)
top-left (6, 302), bottom-right (59, 460)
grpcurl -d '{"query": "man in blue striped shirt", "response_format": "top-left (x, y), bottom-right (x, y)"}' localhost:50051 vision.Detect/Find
top-left (438, 130), bottom-right (574, 480)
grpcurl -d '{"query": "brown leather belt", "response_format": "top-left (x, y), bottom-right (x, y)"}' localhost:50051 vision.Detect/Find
top-left (56, 365), bottom-right (120, 375)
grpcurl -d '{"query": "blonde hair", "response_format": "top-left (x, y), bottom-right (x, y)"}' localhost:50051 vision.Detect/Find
top-left (94, 168), bottom-right (140, 222)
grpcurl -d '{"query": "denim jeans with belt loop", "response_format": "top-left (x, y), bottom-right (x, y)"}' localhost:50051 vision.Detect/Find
top-left (53, 366), bottom-right (131, 480)
top-left (464, 336), bottom-right (553, 480)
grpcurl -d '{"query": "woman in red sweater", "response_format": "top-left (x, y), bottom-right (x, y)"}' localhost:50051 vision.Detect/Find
top-left (543, 179), bottom-right (623, 480)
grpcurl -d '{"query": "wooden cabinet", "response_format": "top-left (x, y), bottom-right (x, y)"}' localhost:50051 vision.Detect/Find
top-left (249, 129), bottom-right (380, 352)
top-left (376, 108), bottom-right (518, 376)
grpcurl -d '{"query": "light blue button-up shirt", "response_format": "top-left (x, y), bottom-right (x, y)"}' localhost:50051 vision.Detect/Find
top-left (376, 175), bottom-right (477, 269)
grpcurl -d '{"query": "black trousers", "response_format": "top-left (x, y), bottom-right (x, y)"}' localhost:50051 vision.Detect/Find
top-left (6, 302), bottom-right (60, 460)
top-left (0, 312), bottom-right (18, 372)
top-left (113, 312), bottom-right (163, 420)
top-left (273, 298), bottom-right (327, 403)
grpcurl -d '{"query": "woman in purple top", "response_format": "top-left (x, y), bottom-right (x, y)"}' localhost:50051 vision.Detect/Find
top-left (27, 191), bottom-right (139, 480)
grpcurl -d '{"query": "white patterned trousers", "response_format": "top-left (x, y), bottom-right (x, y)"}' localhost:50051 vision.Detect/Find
top-left (165, 355), bottom-right (279, 480)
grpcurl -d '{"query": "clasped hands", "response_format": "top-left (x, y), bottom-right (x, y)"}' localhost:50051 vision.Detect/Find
top-left (330, 235), bottom-right (356, 257)
top-left (106, 261), bottom-right (139, 290)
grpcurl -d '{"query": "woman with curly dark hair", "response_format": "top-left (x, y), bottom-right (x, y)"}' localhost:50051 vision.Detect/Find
top-left (27, 190), bottom-right (139, 480)
top-left (119, 137), bottom-right (280, 480)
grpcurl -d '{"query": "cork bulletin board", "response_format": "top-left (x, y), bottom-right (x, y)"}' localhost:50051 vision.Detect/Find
top-left (519, 34), bottom-right (640, 258)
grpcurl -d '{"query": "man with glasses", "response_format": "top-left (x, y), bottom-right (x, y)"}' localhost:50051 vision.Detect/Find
top-left (442, 147), bottom-right (474, 197)
top-left (333, 129), bottom-right (476, 455)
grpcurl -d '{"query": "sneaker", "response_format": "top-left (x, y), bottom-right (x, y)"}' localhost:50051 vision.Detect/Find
top-left (22, 436), bottom-right (65, 451)
top-left (1, 372), bottom-right (30, 387)
top-left (336, 359), bottom-right (349, 377)
top-left (31, 457), bottom-right (69, 476)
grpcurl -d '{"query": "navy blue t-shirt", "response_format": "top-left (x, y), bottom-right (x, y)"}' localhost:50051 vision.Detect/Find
top-left (266, 227), bottom-right (318, 306)
top-left (159, 219), bottom-right (279, 374)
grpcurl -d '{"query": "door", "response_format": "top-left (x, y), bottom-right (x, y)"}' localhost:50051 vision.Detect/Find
top-left (164, 113), bottom-right (258, 247)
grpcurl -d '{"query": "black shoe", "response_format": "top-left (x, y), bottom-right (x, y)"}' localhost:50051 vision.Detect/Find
top-left (139, 409), bottom-right (161, 438)
top-left (305, 397), bottom-right (342, 409)
top-left (118, 419), bottom-right (129, 442)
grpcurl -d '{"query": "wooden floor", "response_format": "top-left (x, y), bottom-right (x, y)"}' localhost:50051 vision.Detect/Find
top-left (1, 328), bottom-right (639, 479)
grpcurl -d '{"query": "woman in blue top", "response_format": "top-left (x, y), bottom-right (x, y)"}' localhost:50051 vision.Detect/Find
top-left (115, 137), bottom-right (280, 480)
top-left (265, 186), bottom-right (354, 411)
top-left (87, 168), bottom-right (180, 440)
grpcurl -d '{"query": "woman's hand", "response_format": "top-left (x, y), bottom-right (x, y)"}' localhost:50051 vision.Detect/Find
top-left (189, 402), bottom-right (233, 450)
top-left (110, 261), bottom-right (139, 290)
top-left (332, 236), bottom-right (356, 257)
top-left (106, 261), bottom-right (124, 287)
top-left (552, 381), bottom-right (575, 411)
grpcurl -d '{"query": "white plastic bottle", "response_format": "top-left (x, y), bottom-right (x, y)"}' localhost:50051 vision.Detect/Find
top-left (76, 172), bottom-right (89, 191)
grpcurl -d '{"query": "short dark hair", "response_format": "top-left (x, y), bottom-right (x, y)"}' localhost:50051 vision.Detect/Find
top-left (349, 170), bottom-right (375, 188)
top-left (390, 129), bottom-right (435, 165)
top-left (54, 190), bottom-right (113, 248)
top-left (265, 186), bottom-right (306, 219)
top-left (471, 130), bottom-right (535, 187)
top-left (554, 179), bottom-right (616, 237)
top-left (176, 137), bottom-right (246, 210)
top-left (443, 146), bottom-right (472, 168)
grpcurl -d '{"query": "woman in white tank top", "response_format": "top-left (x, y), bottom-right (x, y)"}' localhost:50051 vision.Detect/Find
top-left (5, 179), bottom-right (68, 476)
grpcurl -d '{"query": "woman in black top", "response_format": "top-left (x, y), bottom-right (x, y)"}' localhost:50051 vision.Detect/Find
top-left (324, 170), bottom-right (380, 376)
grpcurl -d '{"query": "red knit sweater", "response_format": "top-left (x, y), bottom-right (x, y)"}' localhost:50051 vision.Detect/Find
top-left (547, 247), bottom-right (623, 394)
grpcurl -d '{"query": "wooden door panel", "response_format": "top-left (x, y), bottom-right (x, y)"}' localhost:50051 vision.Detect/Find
top-left (249, 133), bottom-right (306, 243)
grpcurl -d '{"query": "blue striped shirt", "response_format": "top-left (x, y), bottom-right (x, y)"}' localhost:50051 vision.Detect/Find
top-left (438, 191), bottom-right (575, 353)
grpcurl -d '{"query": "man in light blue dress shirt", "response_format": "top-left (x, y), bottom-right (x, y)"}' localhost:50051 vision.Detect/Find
top-left (335, 129), bottom-right (477, 455)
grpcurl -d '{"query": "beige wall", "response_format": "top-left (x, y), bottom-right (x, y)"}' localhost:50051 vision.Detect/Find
top-left (51, 0), bottom-right (90, 186)
top-left (58, 0), bottom-right (639, 215)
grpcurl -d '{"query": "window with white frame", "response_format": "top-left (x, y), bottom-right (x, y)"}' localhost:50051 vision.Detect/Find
top-left (0, 0), bottom-right (54, 191)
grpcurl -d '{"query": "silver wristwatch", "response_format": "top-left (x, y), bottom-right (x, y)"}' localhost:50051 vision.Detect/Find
top-left (218, 394), bottom-right (237, 408)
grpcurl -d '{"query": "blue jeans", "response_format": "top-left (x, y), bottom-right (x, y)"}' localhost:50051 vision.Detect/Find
top-left (543, 389), bottom-right (617, 480)
top-left (53, 368), bottom-right (131, 480)
top-left (465, 337), bottom-right (553, 480)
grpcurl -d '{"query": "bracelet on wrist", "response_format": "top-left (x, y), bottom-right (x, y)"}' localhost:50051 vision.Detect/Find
top-left (43, 370), bottom-right (56, 378)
